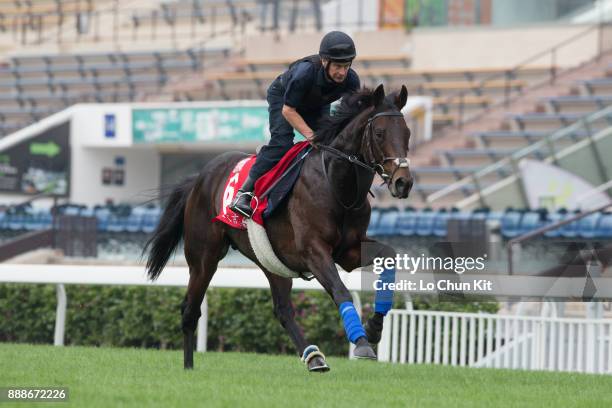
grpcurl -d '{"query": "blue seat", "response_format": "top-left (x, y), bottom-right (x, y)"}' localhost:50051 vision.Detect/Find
top-left (373, 208), bottom-right (399, 236)
top-left (544, 212), bottom-right (567, 238)
top-left (107, 215), bottom-right (128, 233)
top-left (80, 207), bottom-right (95, 217)
top-left (142, 207), bottom-right (162, 234)
top-left (471, 211), bottom-right (489, 221)
top-left (595, 214), bottom-right (612, 238)
top-left (518, 211), bottom-right (546, 236)
top-left (395, 210), bottom-right (417, 236)
top-left (126, 208), bottom-right (147, 233)
top-left (95, 208), bottom-right (111, 232)
top-left (63, 206), bottom-right (81, 216)
top-left (486, 211), bottom-right (504, 224)
top-left (577, 213), bottom-right (602, 239)
top-left (559, 213), bottom-right (581, 239)
top-left (416, 210), bottom-right (436, 236)
top-left (367, 208), bottom-right (382, 236)
top-left (500, 211), bottom-right (523, 238)
top-left (432, 211), bottom-right (451, 237)
top-left (23, 213), bottom-right (42, 231)
top-left (7, 213), bottom-right (26, 230)
top-left (39, 212), bottom-right (53, 229)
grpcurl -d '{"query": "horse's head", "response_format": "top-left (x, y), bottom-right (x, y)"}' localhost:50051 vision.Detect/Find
top-left (361, 84), bottom-right (413, 199)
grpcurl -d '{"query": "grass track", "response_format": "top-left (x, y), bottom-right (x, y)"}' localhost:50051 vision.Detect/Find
top-left (1, 343), bottom-right (610, 408)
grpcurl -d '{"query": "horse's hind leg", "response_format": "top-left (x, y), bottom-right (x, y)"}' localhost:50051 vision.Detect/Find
top-left (182, 227), bottom-right (229, 369)
top-left (264, 271), bottom-right (330, 372)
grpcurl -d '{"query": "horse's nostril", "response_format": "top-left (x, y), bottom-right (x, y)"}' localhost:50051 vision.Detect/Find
top-left (394, 177), bottom-right (413, 198)
top-left (395, 178), bottom-right (405, 192)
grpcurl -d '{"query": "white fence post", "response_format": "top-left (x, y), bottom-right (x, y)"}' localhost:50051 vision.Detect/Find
top-left (196, 294), bottom-right (208, 353)
top-left (54, 284), bottom-right (66, 346)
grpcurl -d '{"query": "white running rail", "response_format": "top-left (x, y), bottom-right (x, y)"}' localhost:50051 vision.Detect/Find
top-left (378, 309), bottom-right (612, 374)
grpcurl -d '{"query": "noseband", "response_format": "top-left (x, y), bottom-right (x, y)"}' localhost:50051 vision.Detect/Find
top-left (318, 109), bottom-right (410, 210)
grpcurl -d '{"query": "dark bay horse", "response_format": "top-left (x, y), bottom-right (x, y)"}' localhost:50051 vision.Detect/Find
top-left (144, 84), bottom-right (413, 372)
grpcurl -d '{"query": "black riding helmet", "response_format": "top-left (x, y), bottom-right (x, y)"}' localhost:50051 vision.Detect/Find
top-left (319, 31), bottom-right (356, 63)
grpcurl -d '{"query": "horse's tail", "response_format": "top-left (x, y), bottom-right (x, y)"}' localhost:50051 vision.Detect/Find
top-left (143, 175), bottom-right (197, 281)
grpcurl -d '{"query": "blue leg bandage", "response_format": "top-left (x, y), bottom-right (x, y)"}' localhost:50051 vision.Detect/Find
top-left (375, 266), bottom-right (395, 316)
top-left (339, 301), bottom-right (366, 343)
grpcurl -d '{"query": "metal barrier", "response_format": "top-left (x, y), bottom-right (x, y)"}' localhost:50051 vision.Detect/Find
top-left (507, 202), bottom-right (612, 276)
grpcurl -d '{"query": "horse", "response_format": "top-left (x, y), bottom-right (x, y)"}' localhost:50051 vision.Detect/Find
top-left (143, 84), bottom-right (413, 372)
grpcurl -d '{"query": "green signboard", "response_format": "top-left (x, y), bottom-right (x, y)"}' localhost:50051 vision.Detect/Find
top-left (0, 122), bottom-right (70, 196)
top-left (132, 107), bottom-right (271, 144)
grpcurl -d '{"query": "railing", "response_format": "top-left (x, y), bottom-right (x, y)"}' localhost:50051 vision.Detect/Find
top-left (0, 192), bottom-right (60, 261)
top-left (4, 0), bottom-right (256, 47)
top-left (507, 202), bottom-right (612, 276)
top-left (378, 309), bottom-right (612, 374)
top-left (426, 105), bottom-right (612, 207)
top-left (0, 264), bottom-right (367, 358)
top-left (438, 22), bottom-right (612, 129)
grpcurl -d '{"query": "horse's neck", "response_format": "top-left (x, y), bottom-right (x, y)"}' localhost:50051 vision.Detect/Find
top-left (324, 123), bottom-right (374, 209)
top-left (329, 123), bottom-right (363, 155)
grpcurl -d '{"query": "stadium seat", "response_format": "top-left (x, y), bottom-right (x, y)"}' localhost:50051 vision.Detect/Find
top-left (94, 208), bottom-right (112, 232)
top-left (595, 213), bottom-right (612, 238)
top-left (372, 208), bottom-right (399, 236)
top-left (500, 211), bottom-right (523, 238)
top-left (127, 207), bottom-right (147, 233)
top-left (518, 211), bottom-right (546, 236)
top-left (141, 207), bottom-right (162, 234)
top-left (415, 210), bottom-right (436, 236)
top-left (395, 210), bottom-right (417, 236)
top-left (543, 211), bottom-right (567, 238)
top-left (432, 210), bottom-right (451, 237)
top-left (367, 208), bottom-right (381, 236)
top-left (577, 212), bottom-right (602, 239)
top-left (559, 212), bottom-right (581, 239)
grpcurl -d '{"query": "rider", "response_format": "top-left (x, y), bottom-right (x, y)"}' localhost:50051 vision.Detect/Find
top-left (229, 31), bottom-right (361, 218)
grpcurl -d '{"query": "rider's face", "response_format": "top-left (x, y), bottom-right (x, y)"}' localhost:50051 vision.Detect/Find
top-left (325, 60), bottom-right (351, 83)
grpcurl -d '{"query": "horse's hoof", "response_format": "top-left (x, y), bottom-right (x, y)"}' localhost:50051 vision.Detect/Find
top-left (364, 319), bottom-right (382, 345)
top-left (308, 356), bottom-right (330, 372)
top-left (353, 337), bottom-right (377, 360)
top-left (302, 345), bottom-right (330, 373)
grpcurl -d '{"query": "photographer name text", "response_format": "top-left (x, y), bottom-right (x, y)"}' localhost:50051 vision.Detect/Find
top-left (374, 279), bottom-right (493, 292)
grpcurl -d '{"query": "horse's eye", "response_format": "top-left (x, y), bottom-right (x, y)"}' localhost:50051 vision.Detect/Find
top-left (374, 129), bottom-right (384, 138)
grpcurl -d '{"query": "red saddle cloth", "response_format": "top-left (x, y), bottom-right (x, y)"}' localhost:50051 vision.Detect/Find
top-left (214, 141), bottom-right (310, 229)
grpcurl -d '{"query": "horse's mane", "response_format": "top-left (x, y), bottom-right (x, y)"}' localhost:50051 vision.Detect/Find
top-left (311, 87), bottom-right (376, 146)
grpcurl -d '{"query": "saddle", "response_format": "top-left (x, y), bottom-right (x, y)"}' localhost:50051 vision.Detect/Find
top-left (214, 141), bottom-right (312, 229)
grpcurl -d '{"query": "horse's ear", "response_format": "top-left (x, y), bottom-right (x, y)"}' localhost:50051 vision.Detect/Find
top-left (395, 85), bottom-right (408, 110)
top-left (373, 84), bottom-right (385, 106)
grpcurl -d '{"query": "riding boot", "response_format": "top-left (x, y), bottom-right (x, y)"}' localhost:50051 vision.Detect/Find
top-left (229, 175), bottom-right (256, 218)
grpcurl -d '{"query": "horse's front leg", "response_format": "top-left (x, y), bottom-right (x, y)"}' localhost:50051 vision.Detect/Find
top-left (337, 238), bottom-right (397, 345)
top-left (301, 240), bottom-right (376, 360)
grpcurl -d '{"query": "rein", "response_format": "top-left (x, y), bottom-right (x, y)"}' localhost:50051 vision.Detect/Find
top-left (318, 110), bottom-right (408, 210)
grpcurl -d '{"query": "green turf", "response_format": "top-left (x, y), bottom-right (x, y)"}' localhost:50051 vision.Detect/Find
top-left (0, 343), bottom-right (610, 408)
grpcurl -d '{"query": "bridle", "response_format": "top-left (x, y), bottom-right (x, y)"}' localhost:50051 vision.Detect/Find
top-left (318, 109), bottom-right (410, 210)
top-left (362, 111), bottom-right (411, 185)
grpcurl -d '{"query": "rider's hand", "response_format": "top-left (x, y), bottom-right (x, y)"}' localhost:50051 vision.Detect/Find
top-left (303, 130), bottom-right (318, 149)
